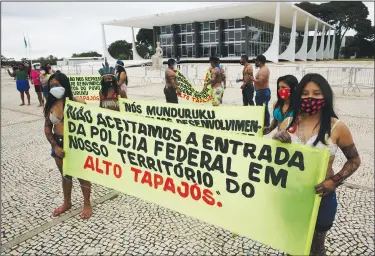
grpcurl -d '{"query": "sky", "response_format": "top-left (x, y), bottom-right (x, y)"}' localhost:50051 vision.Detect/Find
top-left (1, 1), bottom-right (374, 60)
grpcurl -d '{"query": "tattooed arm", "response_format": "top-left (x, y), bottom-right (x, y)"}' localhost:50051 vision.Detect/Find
top-left (315, 121), bottom-right (361, 196)
top-left (332, 122), bottom-right (361, 183)
top-left (44, 118), bottom-right (57, 148)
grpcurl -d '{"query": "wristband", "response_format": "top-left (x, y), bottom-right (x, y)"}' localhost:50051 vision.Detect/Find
top-left (330, 173), bottom-right (343, 186)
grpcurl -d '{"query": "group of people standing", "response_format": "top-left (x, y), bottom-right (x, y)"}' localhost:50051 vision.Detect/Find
top-left (35, 56), bottom-right (360, 255)
top-left (162, 55), bottom-right (362, 255)
top-left (7, 62), bottom-right (54, 107)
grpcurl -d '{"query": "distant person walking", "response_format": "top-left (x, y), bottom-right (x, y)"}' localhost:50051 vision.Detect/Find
top-left (30, 63), bottom-right (44, 107)
top-left (7, 63), bottom-right (31, 106)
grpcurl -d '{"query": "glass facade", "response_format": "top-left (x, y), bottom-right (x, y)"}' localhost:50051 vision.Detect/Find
top-left (198, 21), bottom-right (219, 57)
top-left (155, 16), bottom-right (298, 59)
top-left (248, 18), bottom-right (274, 57)
top-left (159, 25), bottom-right (174, 58)
top-left (279, 26), bottom-right (291, 54)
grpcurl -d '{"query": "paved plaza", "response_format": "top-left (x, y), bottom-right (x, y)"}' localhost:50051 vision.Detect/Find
top-left (1, 64), bottom-right (374, 255)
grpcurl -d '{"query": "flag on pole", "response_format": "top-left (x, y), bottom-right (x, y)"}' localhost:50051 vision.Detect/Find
top-left (24, 36), bottom-right (28, 48)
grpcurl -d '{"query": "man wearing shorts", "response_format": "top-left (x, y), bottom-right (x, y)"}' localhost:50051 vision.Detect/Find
top-left (205, 56), bottom-right (224, 106)
top-left (30, 63), bottom-right (44, 106)
top-left (250, 54), bottom-right (271, 126)
top-left (164, 59), bottom-right (179, 104)
top-left (239, 55), bottom-right (255, 106)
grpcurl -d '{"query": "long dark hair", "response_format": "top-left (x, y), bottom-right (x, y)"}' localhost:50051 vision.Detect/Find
top-left (275, 75), bottom-right (298, 112)
top-left (117, 66), bottom-right (128, 85)
top-left (287, 73), bottom-right (338, 146)
top-left (43, 73), bottom-right (74, 118)
top-left (101, 76), bottom-right (119, 97)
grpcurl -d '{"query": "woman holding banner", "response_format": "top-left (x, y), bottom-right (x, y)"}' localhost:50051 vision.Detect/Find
top-left (44, 72), bottom-right (93, 219)
top-left (273, 73), bottom-right (361, 255)
top-left (263, 75), bottom-right (298, 135)
top-left (116, 60), bottom-right (128, 97)
top-left (99, 59), bottom-right (127, 111)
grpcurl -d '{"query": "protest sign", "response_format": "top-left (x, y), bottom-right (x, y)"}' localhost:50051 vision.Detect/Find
top-left (68, 75), bottom-right (101, 104)
top-left (63, 100), bottom-right (329, 255)
top-left (175, 69), bottom-right (212, 103)
top-left (119, 98), bottom-right (265, 137)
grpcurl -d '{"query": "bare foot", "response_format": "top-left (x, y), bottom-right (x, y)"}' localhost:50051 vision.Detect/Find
top-left (80, 205), bottom-right (92, 220)
top-left (38, 104), bottom-right (43, 107)
top-left (27, 103), bottom-right (31, 106)
top-left (19, 103), bottom-right (25, 106)
top-left (52, 202), bottom-right (72, 217)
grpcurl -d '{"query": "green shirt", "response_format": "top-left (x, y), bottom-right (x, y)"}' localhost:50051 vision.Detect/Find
top-left (15, 70), bottom-right (29, 80)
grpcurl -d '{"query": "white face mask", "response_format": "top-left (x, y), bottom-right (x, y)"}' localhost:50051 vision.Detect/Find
top-left (35, 66), bottom-right (41, 70)
top-left (40, 70), bottom-right (46, 75)
top-left (50, 86), bottom-right (65, 99)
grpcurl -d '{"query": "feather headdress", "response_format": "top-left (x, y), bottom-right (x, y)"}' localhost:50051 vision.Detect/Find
top-left (98, 58), bottom-right (115, 78)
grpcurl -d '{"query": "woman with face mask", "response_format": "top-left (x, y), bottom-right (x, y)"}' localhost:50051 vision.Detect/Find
top-left (40, 64), bottom-right (53, 102)
top-left (30, 63), bottom-right (44, 107)
top-left (263, 75), bottom-right (298, 135)
top-left (115, 60), bottom-right (128, 97)
top-left (273, 73), bottom-right (361, 255)
top-left (43, 73), bottom-right (92, 219)
top-left (98, 59), bottom-right (127, 111)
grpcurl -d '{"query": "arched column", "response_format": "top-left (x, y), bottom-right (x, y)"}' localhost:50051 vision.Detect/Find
top-left (316, 25), bottom-right (325, 60)
top-left (279, 9), bottom-right (297, 61)
top-left (295, 16), bottom-right (309, 61)
top-left (263, 2), bottom-right (280, 63)
top-left (307, 21), bottom-right (318, 60)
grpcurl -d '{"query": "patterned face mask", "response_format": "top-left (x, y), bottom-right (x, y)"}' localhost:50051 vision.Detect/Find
top-left (278, 88), bottom-right (291, 100)
top-left (300, 97), bottom-right (325, 115)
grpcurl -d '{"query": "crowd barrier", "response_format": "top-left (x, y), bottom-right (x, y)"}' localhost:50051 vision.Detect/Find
top-left (2, 63), bottom-right (371, 95)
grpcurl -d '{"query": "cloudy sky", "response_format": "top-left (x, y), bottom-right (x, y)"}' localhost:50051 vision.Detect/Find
top-left (2, 1), bottom-right (374, 60)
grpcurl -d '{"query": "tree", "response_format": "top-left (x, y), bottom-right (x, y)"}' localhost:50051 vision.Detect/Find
top-left (296, 1), bottom-right (371, 58)
top-left (72, 51), bottom-right (102, 58)
top-left (136, 29), bottom-right (154, 47)
top-left (136, 42), bottom-right (154, 59)
top-left (108, 40), bottom-right (132, 60)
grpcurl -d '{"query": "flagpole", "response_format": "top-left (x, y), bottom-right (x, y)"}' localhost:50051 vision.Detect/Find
top-left (27, 33), bottom-right (33, 67)
top-left (23, 32), bottom-right (28, 62)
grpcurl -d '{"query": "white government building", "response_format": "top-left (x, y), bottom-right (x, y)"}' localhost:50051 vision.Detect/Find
top-left (101, 2), bottom-right (337, 63)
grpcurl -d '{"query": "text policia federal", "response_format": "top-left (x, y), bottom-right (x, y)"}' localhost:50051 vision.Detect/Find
top-left (66, 103), bottom-right (305, 200)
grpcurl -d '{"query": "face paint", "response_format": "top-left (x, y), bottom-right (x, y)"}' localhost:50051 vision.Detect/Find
top-left (300, 97), bottom-right (325, 115)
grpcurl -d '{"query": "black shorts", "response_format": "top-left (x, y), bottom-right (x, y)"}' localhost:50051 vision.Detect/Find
top-left (35, 85), bottom-right (43, 93)
top-left (164, 87), bottom-right (178, 104)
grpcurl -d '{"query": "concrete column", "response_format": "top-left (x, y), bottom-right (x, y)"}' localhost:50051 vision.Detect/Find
top-left (131, 27), bottom-right (144, 60)
top-left (244, 17), bottom-right (251, 57)
top-left (263, 2), bottom-right (280, 63)
top-left (217, 19), bottom-right (224, 57)
top-left (101, 24), bottom-right (116, 62)
top-left (330, 30), bottom-right (335, 59)
top-left (279, 9), bottom-right (297, 61)
top-left (295, 16), bottom-right (309, 61)
top-left (193, 22), bottom-right (200, 58)
top-left (307, 21), bottom-right (318, 61)
top-left (316, 24), bottom-right (325, 60)
top-left (171, 24), bottom-right (179, 59)
top-left (324, 29), bottom-right (331, 59)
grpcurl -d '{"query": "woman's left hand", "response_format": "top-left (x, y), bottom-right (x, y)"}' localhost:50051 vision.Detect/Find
top-left (315, 179), bottom-right (336, 197)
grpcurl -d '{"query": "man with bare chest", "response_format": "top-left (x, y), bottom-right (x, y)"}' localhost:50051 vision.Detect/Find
top-left (164, 59), bottom-right (179, 104)
top-left (205, 56), bottom-right (224, 106)
top-left (250, 55), bottom-right (271, 126)
top-left (239, 55), bottom-right (254, 106)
